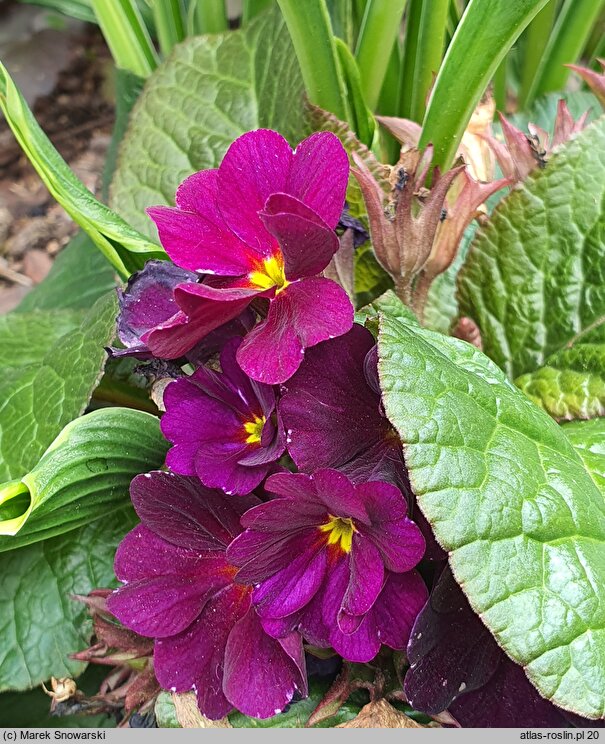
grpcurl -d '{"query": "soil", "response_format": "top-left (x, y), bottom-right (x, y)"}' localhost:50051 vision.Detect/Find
top-left (0, 4), bottom-right (115, 313)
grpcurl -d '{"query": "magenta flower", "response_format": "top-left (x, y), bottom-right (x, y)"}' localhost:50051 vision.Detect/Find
top-left (147, 129), bottom-right (354, 384)
top-left (161, 338), bottom-right (285, 495)
top-left (107, 471), bottom-right (307, 720)
top-left (279, 324), bottom-right (407, 488)
top-left (227, 469), bottom-right (427, 663)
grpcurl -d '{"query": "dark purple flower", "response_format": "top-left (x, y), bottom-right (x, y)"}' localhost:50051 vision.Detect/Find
top-left (279, 324), bottom-right (406, 487)
top-left (227, 469), bottom-right (427, 663)
top-left (161, 338), bottom-right (285, 495)
top-left (147, 129), bottom-right (354, 384)
top-left (107, 471), bottom-right (307, 720)
top-left (112, 259), bottom-right (254, 361)
top-left (279, 324), bottom-right (445, 561)
top-left (404, 566), bottom-right (599, 727)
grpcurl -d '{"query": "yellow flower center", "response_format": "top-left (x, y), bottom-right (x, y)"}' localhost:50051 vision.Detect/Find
top-left (243, 414), bottom-right (266, 445)
top-left (318, 515), bottom-right (357, 554)
top-left (249, 254), bottom-right (289, 292)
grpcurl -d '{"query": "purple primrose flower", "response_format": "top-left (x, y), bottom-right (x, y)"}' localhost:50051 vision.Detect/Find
top-left (227, 469), bottom-right (428, 663)
top-left (113, 259), bottom-right (254, 361)
top-left (107, 471), bottom-right (307, 720)
top-left (161, 338), bottom-right (285, 495)
top-left (147, 129), bottom-right (354, 384)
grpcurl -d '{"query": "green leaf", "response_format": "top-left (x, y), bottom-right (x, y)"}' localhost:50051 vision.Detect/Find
top-left (378, 311), bottom-right (605, 719)
top-left (0, 509), bottom-right (135, 692)
top-left (154, 692), bottom-right (182, 728)
top-left (354, 243), bottom-right (394, 308)
top-left (457, 117), bottom-right (605, 380)
top-left (561, 418), bottom-right (605, 496)
top-left (15, 233), bottom-right (117, 314)
top-left (0, 293), bottom-right (118, 482)
top-left (0, 408), bottom-right (167, 547)
top-left (515, 325), bottom-right (605, 421)
top-left (0, 310), bottom-right (81, 369)
top-left (419, 0), bottom-right (551, 170)
top-left (110, 6), bottom-right (308, 235)
top-left (511, 91), bottom-right (602, 134)
top-left (0, 62), bottom-right (163, 278)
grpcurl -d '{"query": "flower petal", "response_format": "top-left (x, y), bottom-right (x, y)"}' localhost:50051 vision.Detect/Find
top-left (113, 525), bottom-right (207, 582)
top-left (144, 282), bottom-right (253, 359)
top-left (129, 472), bottom-right (254, 550)
top-left (253, 544), bottom-right (328, 619)
top-left (154, 584), bottom-right (251, 719)
top-left (115, 260), bottom-right (196, 356)
top-left (236, 277), bottom-right (354, 384)
top-left (288, 132), bottom-right (349, 228)
top-left (148, 207), bottom-right (253, 276)
top-left (260, 193), bottom-right (339, 280)
top-left (108, 573), bottom-right (221, 638)
top-left (223, 607), bottom-right (306, 718)
top-left (279, 324), bottom-right (387, 472)
top-left (217, 129), bottom-right (292, 253)
top-left (312, 469), bottom-right (371, 524)
top-left (340, 535), bottom-right (384, 617)
top-left (372, 570), bottom-right (428, 650)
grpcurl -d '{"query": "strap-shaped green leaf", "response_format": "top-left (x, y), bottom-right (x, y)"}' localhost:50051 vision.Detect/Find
top-left (378, 311), bottom-right (605, 718)
top-left (0, 407), bottom-right (167, 549)
top-left (419, 0), bottom-right (551, 170)
top-left (0, 62), bottom-right (164, 278)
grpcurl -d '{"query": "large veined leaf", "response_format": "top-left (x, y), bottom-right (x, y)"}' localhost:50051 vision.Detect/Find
top-left (515, 324), bottom-right (605, 421)
top-left (457, 117), bottom-right (605, 381)
top-left (562, 418), bottom-right (605, 496)
top-left (0, 509), bottom-right (135, 692)
top-left (0, 408), bottom-right (167, 547)
top-left (0, 292), bottom-right (117, 481)
top-left (110, 5), bottom-right (307, 235)
top-left (14, 233), bottom-right (117, 314)
top-left (378, 311), bottom-right (605, 719)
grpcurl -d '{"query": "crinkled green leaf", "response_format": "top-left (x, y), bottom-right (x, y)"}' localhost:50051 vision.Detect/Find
top-left (378, 311), bottom-right (605, 719)
top-left (0, 408), bottom-right (167, 547)
top-left (0, 509), bottom-right (135, 692)
top-left (0, 310), bottom-right (81, 369)
top-left (562, 418), bottom-right (605, 496)
top-left (511, 91), bottom-right (601, 133)
top-left (154, 692), bottom-right (182, 728)
top-left (0, 292), bottom-right (118, 482)
top-left (15, 233), bottom-right (117, 314)
top-left (457, 117), bottom-right (605, 380)
top-left (515, 324), bottom-right (605, 421)
top-left (110, 6), bottom-right (307, 235)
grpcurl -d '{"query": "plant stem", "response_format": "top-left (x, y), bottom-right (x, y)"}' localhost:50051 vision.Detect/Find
top-left (277, 0), bottom-right (350, 122)
top-left (527, 0), bottom-right (605, 102)
top-left (399, 0), bottom-right (449, 122)
top-left (194, 0), bottom-right (228, 33)
top-left (91, 0), bottom-right (158, 77)
top-left (517, 0), bottom-right (557, 109)
top-left (355, 0), bottom-right (408, 111)
top-left (242, 0), bottom-right (273, 24)
top-left (151, 0), bottom-right (186, 56)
